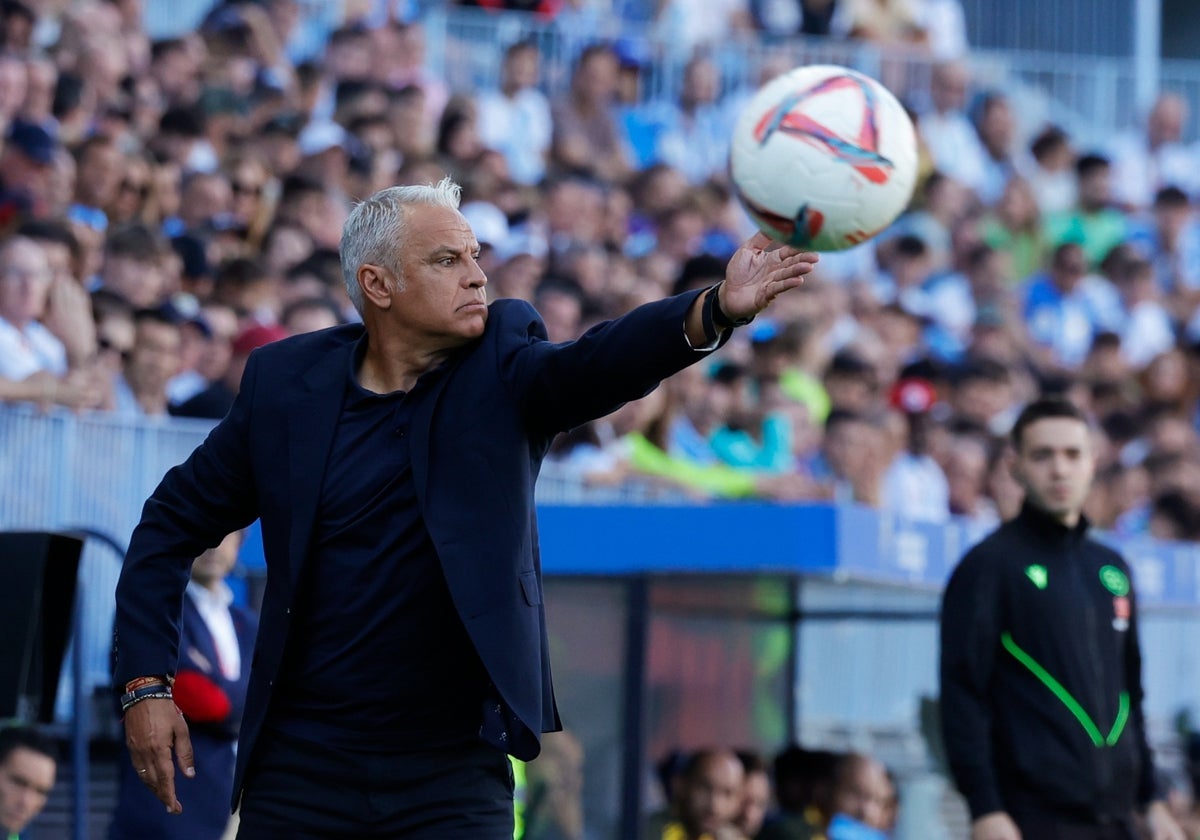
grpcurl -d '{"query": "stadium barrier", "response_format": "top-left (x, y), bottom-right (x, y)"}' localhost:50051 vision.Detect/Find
top-left (3, 403), bottom-right (1200, 839)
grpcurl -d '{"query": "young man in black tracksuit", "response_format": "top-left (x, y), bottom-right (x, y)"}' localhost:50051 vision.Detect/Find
top-left (939, 398), bottom-right (1184, 840)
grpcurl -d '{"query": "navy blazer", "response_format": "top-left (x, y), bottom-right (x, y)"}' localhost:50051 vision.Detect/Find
top-left (113, 291), bottom-right (713, 809)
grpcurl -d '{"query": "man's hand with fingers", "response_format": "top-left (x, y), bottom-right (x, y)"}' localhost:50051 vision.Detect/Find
top-left (971, 811), bottom-right (1021, 840)
top-left (124, 696), bottom-right (195, 815)
top-left (720, 231), bottom-right (819, 321)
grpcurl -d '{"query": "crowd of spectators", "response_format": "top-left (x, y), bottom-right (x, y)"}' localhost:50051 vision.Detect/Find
top-left (0, 0), bottom-right (1197, 547)
top-left (635, 744), bottom-right (896, 840)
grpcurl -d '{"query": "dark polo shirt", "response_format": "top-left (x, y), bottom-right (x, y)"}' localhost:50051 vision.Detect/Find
top-left (270, 338), bottom-right (487, 751)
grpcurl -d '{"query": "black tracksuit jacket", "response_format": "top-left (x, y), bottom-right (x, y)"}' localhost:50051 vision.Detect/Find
top-left (939, 502), bottom-right (1157, 823)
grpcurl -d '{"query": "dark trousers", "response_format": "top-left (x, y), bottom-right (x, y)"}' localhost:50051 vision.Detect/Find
top-left (1013, 812), bottom-right (1137, 840)
top-left (236, 727), bottom-right (515, 839)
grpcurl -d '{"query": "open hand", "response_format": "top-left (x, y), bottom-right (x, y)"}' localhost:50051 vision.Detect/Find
top-left (720, 232), bottom-right (819, 322)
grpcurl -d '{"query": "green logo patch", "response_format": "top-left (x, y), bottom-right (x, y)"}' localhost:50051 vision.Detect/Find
top-left (1025, 564), bottom-right (1048, 590)
top-left (1100, 565), bottom-right (1130, 596)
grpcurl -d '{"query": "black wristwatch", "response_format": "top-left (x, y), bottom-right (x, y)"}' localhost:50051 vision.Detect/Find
top-left (702, 282), bottom-right (755, 342)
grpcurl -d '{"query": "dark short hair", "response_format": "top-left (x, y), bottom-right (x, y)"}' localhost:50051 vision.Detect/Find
top-left (106, 222), bottom-right (167, 262)
top-left (1076, 153), bottom-right (1110, 178)
top-left (0, 725), bottom-right (58, 766)
top-left (1010, 397), bottom-right (1089, 449)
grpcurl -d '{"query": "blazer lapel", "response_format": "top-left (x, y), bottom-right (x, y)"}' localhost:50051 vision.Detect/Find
top-left (286, 346), bottom-right (349, 591)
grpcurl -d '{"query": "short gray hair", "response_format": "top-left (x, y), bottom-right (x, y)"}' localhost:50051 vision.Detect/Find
top-left (340, 178), bottom-right (462, 315)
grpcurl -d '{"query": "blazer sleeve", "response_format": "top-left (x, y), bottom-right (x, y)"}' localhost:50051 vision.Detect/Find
top-left (112, 353), bottom-right (264, 688)
top-left (493, 289), bottom-right (718, 436)
top-left (939, 544), bottom-right (1006, 820)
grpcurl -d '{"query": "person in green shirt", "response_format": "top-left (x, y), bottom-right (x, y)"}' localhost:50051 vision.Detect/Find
top-left (1043, 154), bottom-right (1129, 267)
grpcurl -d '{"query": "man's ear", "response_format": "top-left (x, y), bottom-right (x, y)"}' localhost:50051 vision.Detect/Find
top-left (358, 263), bottom-right (396, 310)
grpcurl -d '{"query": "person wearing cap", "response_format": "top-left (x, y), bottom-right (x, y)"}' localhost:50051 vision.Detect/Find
top-left (880, 368), bottom-right (951, 522)
top-left (0, 118), bottom-right (59, 222)
top-left (113, 177), bottom-right (818, 837)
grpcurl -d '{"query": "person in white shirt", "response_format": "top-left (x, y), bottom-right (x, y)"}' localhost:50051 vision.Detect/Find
top-left (1108, 93), bottom-right (1198, 211)
top-left (881, 374), bottom-right (951, 522)
top-left (0, 234), bottom-right (102, 408)
top-left (476, 40), bottom-right (553, 187)
top-left (0, 236), bottom-right (67, 382)
top-left (918, 60), bottom-right (988, 195)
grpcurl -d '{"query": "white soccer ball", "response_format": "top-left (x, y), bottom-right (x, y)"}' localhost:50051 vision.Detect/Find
top-left (730, 64), bottom-right (919, 252)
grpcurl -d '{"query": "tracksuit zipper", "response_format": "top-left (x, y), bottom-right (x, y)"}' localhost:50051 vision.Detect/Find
top-left (1073, 541), bottom-right (1113, 807)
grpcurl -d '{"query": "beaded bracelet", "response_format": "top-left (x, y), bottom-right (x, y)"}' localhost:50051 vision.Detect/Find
top-left (119, 682), bottom-right (172, 713)
top-left (121, 691), bottom-right (174, 715)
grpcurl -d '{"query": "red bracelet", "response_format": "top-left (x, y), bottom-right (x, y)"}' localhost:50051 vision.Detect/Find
top-left (125, 675), bottom-right (169, 693)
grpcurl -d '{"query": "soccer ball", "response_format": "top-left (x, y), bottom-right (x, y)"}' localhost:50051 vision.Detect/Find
top-left (730, 64), bottom-right (919, 252)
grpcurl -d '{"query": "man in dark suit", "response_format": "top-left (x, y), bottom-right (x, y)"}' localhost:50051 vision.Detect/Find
top-left (112, 177), bottom-right (818, 838)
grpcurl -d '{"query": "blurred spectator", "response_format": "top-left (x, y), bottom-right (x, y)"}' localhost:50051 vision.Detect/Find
top-left (947, 356), bottom-right (1019, 435)
top-left (98, 222), bottom-right (171, 308)
top-left (1127, 186), bottom-right (1200, 322)
top-left (881, 372), bottom-right (950, 521)
top-left (70, 134), bottom-right (123, 230)
top-left (172, 321), bottom-right (287, 420)
top-left (827, 753), bottom-right (894, 833)
top-left (970, 91), bottom-right (1018, 207)
top-left (1022, 241), bottom-right (1123, 371)
top-left (979, 177), bottom-right (1048, 283)
top-left (944, 425), bottom-right (1001, 526)
top-left (1108, 92), bottom-right (1197, 212)
top-left (917, 61), bottom-right (987, 195)
top-left (735, 751), bottom-right (772, 840)
top-left (476, 39), bottom-right (552, 186)
top-left (1043, 153), bottom-right (1128, 267)
top-left (841, 0), bottom-right (927, 48)
top-left (0, 725), bottom-right (58, 840)
top-left (651, 748), bottom-right (746, 840)
top-left (112, 305), bottom-right (184, 417)
top-left (1021, 124), bottom-right (1077, 216)
top-left (0, 236), bottom-right (65, 380)
top-left (1148, 489), bottom-right (1200, 542)
top-left (281, 295), bottom-right (343, 335)
top-left (808, 408), bottom-right (888, 505)
top-left (648, 56), bottom-right (731, 186)
top-left (167, 300), bottom-right (238, 406)
top-left (750, 0), bottom-right (851, 37)
top-left (707, 360), bottom-right (795, 473)
top-left (0, 118), bottom-right (59, 222)
top-left (758, 745), bottom-right (840, 840)
top-left (1109, 253), bottom-right (1175, 369)
top-left (551, 43), bottom-right (629, 183)
top-left (822, 351), bottom-right (879, 415)
top-left (654, 0), bottom-right (753, 51)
